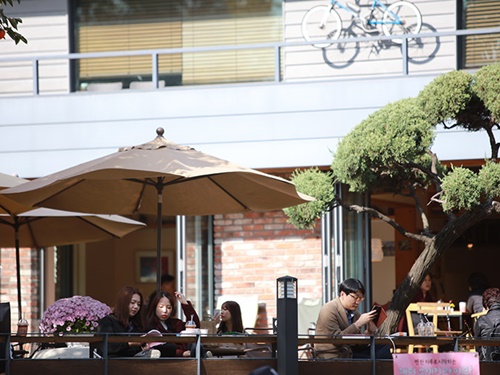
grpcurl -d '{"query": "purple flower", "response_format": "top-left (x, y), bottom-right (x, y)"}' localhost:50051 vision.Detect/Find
top-left (39, 296), bottom-right (111, 334)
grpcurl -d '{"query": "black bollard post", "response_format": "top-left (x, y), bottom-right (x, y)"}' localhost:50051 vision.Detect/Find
top-left (276, 276), bottom-right (298, 375)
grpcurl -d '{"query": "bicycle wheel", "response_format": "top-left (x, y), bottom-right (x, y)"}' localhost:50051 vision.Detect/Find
top-left (301, 5), bottom-right (342, 48)
top-left (382, 1), bottom-right (422, 44)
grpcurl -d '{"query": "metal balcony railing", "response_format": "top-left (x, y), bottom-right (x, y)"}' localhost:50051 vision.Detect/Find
top-left (2, 332), bottom-right (500, 375)
top-left (0, 27), bottom-right (499, 96)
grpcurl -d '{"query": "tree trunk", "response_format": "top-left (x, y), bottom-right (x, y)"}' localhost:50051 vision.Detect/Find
top-left (377, 202), bottom-right (499, 335)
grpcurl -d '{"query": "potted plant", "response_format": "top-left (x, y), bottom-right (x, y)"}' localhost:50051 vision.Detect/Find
top-left (38, 295), bottom-right (110, 352)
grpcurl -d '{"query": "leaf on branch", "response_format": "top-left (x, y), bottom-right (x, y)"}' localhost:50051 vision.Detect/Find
top-left (441, 167), bottom-right (481, 212)
top-left (331, 98), bottom-right (435, 193)
top-left (283, 168), bottom-right (335, 229)
top-left (473, 64), bottom-right (500, 123)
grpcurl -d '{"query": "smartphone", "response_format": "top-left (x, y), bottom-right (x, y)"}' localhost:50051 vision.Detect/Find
top-left (213, 309), bottom-right (221, 320)
top-left (371, 305), bottom-right (382, 322)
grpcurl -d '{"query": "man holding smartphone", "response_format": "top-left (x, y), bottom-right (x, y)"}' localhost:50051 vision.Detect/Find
top-left (315, 278), bottom-right (391, 359)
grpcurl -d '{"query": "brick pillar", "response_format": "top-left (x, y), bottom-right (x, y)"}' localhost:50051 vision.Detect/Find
top-left (0, 246), bottom-right (40, 333)
top-left (213, 210), bottom-right (322, 327)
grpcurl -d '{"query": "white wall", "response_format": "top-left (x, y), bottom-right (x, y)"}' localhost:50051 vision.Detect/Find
top-left (283, 0), bottom-right (457, 80)
top-left (0, 0), bottom-right (69, 96)
top-left (1, 0), bottom-right (495, 180)
top-left (0, 74), bottom-right (439, 179)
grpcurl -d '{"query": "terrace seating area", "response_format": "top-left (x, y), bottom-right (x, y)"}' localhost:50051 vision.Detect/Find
top-left (2, 333), bottom-right (500, 375)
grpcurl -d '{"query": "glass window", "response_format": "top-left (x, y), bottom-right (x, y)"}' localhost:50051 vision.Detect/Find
top-left (185, 216), bottom-right (214, 320)
top-left (54, 245), bottom-right (74, 299)
top-left (459, 0), bottom-right (500, 69)
top-left (73, 0), bottom-right (282, 89)
top-left (332, 184), bottom-right (371, 309)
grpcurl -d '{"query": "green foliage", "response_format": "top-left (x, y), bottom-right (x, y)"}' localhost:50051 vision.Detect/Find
top-left (417, 65), bottom-right (500, 132)
top-left (441, 167), bottom-right (481, 212)
top-left (0, 0), bottom-right (27, 45)
top-left (283, 168), bottom-right (334, 229)
top-left (331, 98), bottom-right (435, 192)
top-left (417, 70), bottom-right (473, 126)
top-left (473, 64), bottom-right (500, 123)
top-left (478, 161), bottom-right (500, 199)
top-left (286, 65), bottom-right (500, 231)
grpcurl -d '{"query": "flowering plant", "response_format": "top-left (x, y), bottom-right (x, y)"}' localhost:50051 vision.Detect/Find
top-left (39, 295), bottom-right (111, 334)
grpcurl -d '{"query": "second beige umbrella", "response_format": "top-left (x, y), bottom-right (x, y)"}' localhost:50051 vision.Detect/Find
top-left (2, 128), bottom-right (314, 293)
top-left (0, 208), bottom-right (146, 319)
top-left (0, 173), bottom-right (146, 319)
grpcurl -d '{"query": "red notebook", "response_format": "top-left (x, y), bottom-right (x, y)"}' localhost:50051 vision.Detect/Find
top-left (372, 305), bottom-right (387, 328)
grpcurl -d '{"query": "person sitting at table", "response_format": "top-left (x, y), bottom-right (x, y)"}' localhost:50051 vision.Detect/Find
top-left (398, 273), bottom-right (435, 333)
top-left (146, 273), bottom-right (176, 307)
top-left (413, 273), bottom-right (435, 303)
top-left (144, 291), bottom-right (201, 357)
top-left (212, 301), bottom-right (246, 356)
top-left (97, 286), bottom-right (157, 357)
top-left (474, 287), bottom-right (500, 361)
top-left (217, 301), bottom-right (244, 334)
top-left (315, 278), bottom-right (391, 359)
top-left (467, 272), bottom-right (490, 314)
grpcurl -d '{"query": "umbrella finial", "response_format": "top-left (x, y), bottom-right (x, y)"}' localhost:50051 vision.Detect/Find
top-left (156, 128), bottom-right (165, 138)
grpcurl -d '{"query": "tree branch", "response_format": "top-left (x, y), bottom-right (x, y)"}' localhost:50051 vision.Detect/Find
top-left (441, 120), bottom-right (459, 130)
top-left (336, 196), bottom-right (432, 243)
top-left (484, 121), bottom-right (499, 160)
top-left (404, 158), bottom-right (441, 189)
top-left (408, 183), bottom-right (431, 235)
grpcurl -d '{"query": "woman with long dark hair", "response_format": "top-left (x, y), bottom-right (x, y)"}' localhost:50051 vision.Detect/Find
top-left (217, 301), bottom-right (244, 334)
top-left (97, 286), bottom-right (145, 357)
top-left (144, 291), bottom-right (200, 357)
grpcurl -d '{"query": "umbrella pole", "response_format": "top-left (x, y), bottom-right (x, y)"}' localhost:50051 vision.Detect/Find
top-left (156, 184), bottom-right (164, 294)
top-left (15, 223), bottom-right (22, 320)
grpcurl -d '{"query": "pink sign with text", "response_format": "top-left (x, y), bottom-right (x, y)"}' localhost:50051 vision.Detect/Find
top-left (393, 352), bottom-right (480, 375)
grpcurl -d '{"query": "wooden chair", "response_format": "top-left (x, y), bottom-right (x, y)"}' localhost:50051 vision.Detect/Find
top-left (406, 302), bottom-right (451, 353)
top-left (471, 310), bottom-right (487, 320)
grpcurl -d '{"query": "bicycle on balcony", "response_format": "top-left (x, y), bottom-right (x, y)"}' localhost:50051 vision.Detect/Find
top-left (301, 0), bottom-right (422, 48)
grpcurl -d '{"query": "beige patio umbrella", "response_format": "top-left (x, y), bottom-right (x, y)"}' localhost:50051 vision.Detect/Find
top-left (0, 172), bottom-right (30, 215)
top-left (2, 128), bottom-right (314, 293)
top-left (0, 173), bottom-right (146, 319)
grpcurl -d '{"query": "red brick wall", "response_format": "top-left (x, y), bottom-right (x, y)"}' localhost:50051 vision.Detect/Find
top-left (213, 210), bottom-right (322, 327)
top-left (0, 246), bottom-right (40, 333)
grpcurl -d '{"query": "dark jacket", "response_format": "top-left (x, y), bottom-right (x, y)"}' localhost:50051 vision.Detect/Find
top-left (467, 292), bottom-right (485, 314)
top-left (145, 302), bottom-right (200, 357)
top-left (474, 303), bottom-right (500, 361)
top-left (96, 314), bottom-right (142, 357)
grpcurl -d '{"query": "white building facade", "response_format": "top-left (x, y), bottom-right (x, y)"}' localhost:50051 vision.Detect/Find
top-left (0, 0), bottom-right (498, 330)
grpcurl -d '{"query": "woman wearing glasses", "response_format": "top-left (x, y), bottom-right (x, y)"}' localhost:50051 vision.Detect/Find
top-left (315, 278), bottom-right (391, 359)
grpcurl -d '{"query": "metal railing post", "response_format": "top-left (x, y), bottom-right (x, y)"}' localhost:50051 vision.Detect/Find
top-left (274, 45), bottom-right (281, 82)
top-left (152, 53), bottom-right (159, 88)
top-left (5, 334), bottom-right (11, 375)
top-left (401, 37), bottom-right (408, 76)
top-left (196, 334), bottom-right (201, 375)
top-left (32, 59), bottom-right (39, 95)
top-left (370, 335), bottom-right (376, 375)
top-left (103, 333), bottom-right (108, 375)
